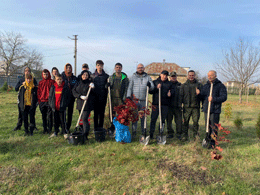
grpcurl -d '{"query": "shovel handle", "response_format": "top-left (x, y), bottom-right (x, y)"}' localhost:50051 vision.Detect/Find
top-left (159, 87), bottom-right (162, 132)
top-left (108, 78), bottom-right (113, 123)
top-left (206, 83), bottom-right (213, 133)
top-left (76, 86), bottom-right (92, 127)
top-left (144, 86), bottom-right (149, 129)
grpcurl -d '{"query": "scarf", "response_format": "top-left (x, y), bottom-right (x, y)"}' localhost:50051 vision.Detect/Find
top-left (24, 77), bottom-right (35, 106)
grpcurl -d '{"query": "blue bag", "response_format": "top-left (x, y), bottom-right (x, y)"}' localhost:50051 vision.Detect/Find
top-left (113, 117), bottom-right (131, 143)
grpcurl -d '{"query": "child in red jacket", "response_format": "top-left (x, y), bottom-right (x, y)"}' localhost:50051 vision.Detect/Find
top-left (38, 69), bottom-right (55, 134)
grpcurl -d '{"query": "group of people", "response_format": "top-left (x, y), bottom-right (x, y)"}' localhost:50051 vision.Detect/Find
top-left (13, 60), bottom-right (227, 148)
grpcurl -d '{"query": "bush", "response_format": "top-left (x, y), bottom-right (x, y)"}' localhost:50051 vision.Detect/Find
top-left (1, 81), bottom-right (8, 91)
top-left (224, 103), bottom-right (232, 119)
top-left (255, 113), bottom-right (260, 139)
top-left (234, 115), bottom-right (243, 129)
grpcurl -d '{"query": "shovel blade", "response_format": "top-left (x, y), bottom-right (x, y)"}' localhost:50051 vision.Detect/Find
top-left (139, 135), bottom-right (150, 145)
top-left (157, 135), bottom-right (166, 145)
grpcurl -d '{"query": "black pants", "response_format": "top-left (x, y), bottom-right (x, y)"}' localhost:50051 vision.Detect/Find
top-left (39, 102), bottom-right (53, 133)
top-left (167, 106), bottom-right (182, 137)
top-left (80, 110), bottom-right (91, 138)
top-left (54, 110), bottom-right (67, 135)
top-left (150, 105), bottom-right (168, 136)
top-left (204, 112), bottom-right (220, 147)
top-left (22, 106), bottom-right (36, 134)
top-left (94, 100), bottom-right (107, 129)
top-left (16, 105), bottom-right (23, 128)
top-left (66, 97), bottom-right (75, 131)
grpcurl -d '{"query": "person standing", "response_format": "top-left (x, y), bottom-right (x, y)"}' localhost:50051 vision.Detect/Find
top-left (180, 70), bottom-right (203, 141)
top-left (37, 69), bottom-right (55, 134)
top-left (200, 70), bottom-right (227, 148)
top-left (92, 60), bottom-right (109, 130)
top-left (77, 63), bottom-right (93, 81)
top-left (126, 63), bottom-right (154, 139)
top-left (166, 71), bottom-right (182, 140)
top-left (61, 63), bottom-right (78, 131)
top-left (14, 67), bottom-right (37, 131)
top-left (149, 70), bottom-right (174, 139)
top-left (108, 63), bottom-right (129, 132)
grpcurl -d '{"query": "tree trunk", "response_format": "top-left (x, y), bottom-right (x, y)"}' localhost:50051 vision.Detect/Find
top-left (239, 87), bottom-right (243, 104)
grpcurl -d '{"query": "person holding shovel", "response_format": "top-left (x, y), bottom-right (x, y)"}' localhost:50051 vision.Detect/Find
top-left (149, 70), bottom-right (174, 140)
top-left (73, 70), bottom-right (95, 140)
top-left (200, 70), bottom-right (227, 148)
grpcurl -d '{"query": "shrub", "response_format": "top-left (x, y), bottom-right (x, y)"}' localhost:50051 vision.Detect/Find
top-left (234, 115), bottom-right (243, 129)
top-left (255, 113), bottom-right (260, 139)
top-left (1, 81), bottom-right (8, 91)
top-left (224, 103), bottom-right (232, 119)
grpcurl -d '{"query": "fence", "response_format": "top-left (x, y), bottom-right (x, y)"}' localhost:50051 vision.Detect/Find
top-left (0, 75), bottom-right (41, 88)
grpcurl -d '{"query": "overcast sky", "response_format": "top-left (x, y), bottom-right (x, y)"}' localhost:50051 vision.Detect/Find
top-left (1, 0), bottom-right (260, 80)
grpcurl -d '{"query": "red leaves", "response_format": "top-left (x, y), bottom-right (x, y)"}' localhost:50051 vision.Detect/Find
top-left (211, 151), bottom-right (223, 160)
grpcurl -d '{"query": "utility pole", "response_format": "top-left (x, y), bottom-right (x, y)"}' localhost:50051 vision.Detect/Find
top-left (68, 35), bottom-right (78, 75)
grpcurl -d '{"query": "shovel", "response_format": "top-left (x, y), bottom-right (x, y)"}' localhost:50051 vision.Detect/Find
top-left (202, 82), bottom-right (213, 148)
top-left (139, 86), bottom-right (150, 145)
top-left (65, 84), bottom-right (93, 139)
top-left (157, 87), bottom-right (166, 145)
top-left (107, 79), bottom-right (115, 138)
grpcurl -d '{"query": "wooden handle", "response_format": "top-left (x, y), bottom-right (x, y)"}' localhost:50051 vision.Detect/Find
top-left (144, 86), bottom-right (149, 129)
top-left (206, 83), bottom-right (213, 133)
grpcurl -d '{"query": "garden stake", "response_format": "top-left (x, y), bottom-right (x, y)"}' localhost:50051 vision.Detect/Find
top-left (107, 78), bottom-right (114, 138)
top-left (202, 82), bottom-right (213, 148)
top-left (140, 86), bottom-right (150, 145)
top-left (157, 87), bottom-right (166, 145)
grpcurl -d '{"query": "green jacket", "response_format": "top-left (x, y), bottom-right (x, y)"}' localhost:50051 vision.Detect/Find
top-left (109, 72), bottom-right (129, 102)
top-left (180, 79), bottom-right (203, 108)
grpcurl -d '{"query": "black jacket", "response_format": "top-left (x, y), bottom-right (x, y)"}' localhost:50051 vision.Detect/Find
top-left (200, 79), bottom-right (227, 114)
top-left (15, 76), bottom-right (38, 91)
top-left (180, 79), bottom-right (203, 108)
top-left (169, 81), bottom-right (182, 107)
top-left (18, 86), bottom-right (38, 112)
top-left (93, 70), bottom-right (109, 102)
top-left (48, 83), bottom-right (71, 112)
top-left (72, 80), bottom-right (95, 111)
top-left (149, 77), bottom-right (174, 106)
top-left (61, 72), bottom-right (78, 99)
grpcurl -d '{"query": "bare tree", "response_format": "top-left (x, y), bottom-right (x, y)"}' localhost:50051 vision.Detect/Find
top-left (0, 31), bottom-right (43, 76)
top-left (195, 70), bottom-right (208, 85)
top-left (216, 38), bottom-right (260, 103)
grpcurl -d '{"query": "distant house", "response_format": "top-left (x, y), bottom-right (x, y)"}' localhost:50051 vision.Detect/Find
top-left (0, 61), bottom-right (23, 76)
top-left (145, 59), bottom-right (189, 83)
top-left (224, 81), bottom-right (241, 88)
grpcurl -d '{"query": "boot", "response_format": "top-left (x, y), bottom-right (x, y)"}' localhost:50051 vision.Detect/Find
top-left (30, 127), bottom-right (34, 136)
top-left (24, 129), bottom-right (29, 136)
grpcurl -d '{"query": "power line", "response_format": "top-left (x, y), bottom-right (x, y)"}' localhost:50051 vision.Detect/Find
top-left (43, 52), bottom-right (74, 58)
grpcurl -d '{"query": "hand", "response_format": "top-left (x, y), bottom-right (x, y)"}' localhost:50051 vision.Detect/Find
top-left (196, 87), bottom-right (200, 95)
top-left (22, 81), bottom-right (26, 85)
top-left (147, 81), bottom-right (151, 88)
top-left (89, 83), bottom-right (94, 88)
top-left (80, 95), bottom-right (87, 100)
top-left (157, 83), bottom-right (161, 89)
top-left (167, 90), bottom-right (171, 97)
top-left (208, 96), bottom-right (212, 102)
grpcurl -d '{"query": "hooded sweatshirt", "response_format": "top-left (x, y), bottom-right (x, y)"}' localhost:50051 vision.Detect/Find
top-left (37, 70), bottom-right (55, 103)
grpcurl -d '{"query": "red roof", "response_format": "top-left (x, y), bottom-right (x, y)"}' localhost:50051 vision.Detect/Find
top-left (145, 62), bottom-right (187, 76)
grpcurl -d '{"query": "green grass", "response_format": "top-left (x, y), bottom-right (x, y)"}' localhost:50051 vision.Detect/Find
top-left (0, 92), bottom-right (259, 194)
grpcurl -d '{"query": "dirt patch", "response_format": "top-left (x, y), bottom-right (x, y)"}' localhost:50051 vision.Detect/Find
top-left (157, 160), bottom-right (221, 185)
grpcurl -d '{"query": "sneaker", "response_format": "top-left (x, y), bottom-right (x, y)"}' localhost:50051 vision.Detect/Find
top-left (49, 133), bottom-right (57, 138)
top-left (13, 126), bottom-right (21, 131)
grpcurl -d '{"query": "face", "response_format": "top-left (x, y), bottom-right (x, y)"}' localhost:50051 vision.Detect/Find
top-left (55, 77), bottom-right (63, 86)
top-left (52, 70), bottom-right (58, 76)
top-left (81, 72), bottom-right (89, 80)
top-left (115, 65), bottom-right (122, 73)
top-left (24, 68), bottom-right (30, 76)
top-left (170, 76), bottom-right (177, 82)
top-left (160, 74), bottom-right (167, 81)
top-left (43, 72), bottom-right (49, 79)
top-left (136, 64), bottom-right (144, 74)
top-left (208, 71), bottom-right (216, 82)
top-left (66, 65), bottom-right (72, 73)
top-left (96, 64), bottom-right (103, 71)
top-left (188, 72), bottom-right (195, 81)
top-left (26, 77), bottom-right (32, 83)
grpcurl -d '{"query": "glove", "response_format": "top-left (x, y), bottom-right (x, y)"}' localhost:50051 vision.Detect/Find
top-left (89, 83), bottom-right (94, 88)
top-left (80, 95), bottom-right (87, 100)
top-left (147, 81), bottom-right (151, 88)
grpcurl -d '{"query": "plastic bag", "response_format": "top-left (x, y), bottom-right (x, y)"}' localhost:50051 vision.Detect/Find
top-left (113, 117), bottom-right (131, 143)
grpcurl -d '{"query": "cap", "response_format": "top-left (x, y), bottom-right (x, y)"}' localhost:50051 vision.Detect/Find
top-left (170, 71), bottom-right (177, 77)
top-left (82, 63), bottom-right (89, 69)
top-left (161, 70), bottom-right (169, 76)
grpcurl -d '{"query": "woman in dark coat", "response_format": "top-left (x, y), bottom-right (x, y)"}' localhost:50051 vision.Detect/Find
top-left (72, 70), bottom-right (94, 139)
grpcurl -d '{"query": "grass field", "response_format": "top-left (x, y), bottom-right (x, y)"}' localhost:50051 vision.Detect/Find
top-left (0, 91), bottom-right (259, 194)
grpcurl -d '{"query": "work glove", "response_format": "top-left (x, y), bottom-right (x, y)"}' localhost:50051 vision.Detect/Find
top-left (147, 81), bottom-right (151, 88)
top-left (89, 83), bottom-right (95, 88)
top-left (80, 95), bottom-right (87, 100)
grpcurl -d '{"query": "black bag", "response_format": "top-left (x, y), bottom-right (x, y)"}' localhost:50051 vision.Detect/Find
top-left (94, 128), bottom-right (106, 142)
top-left (68, 131), bottom-right (85, 145)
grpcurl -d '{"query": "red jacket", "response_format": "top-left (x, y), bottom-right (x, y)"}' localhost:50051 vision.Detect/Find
top-left (54, 81), bottom-right (65, 111)
top-left (37, 70), bottom-right (55, 103)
